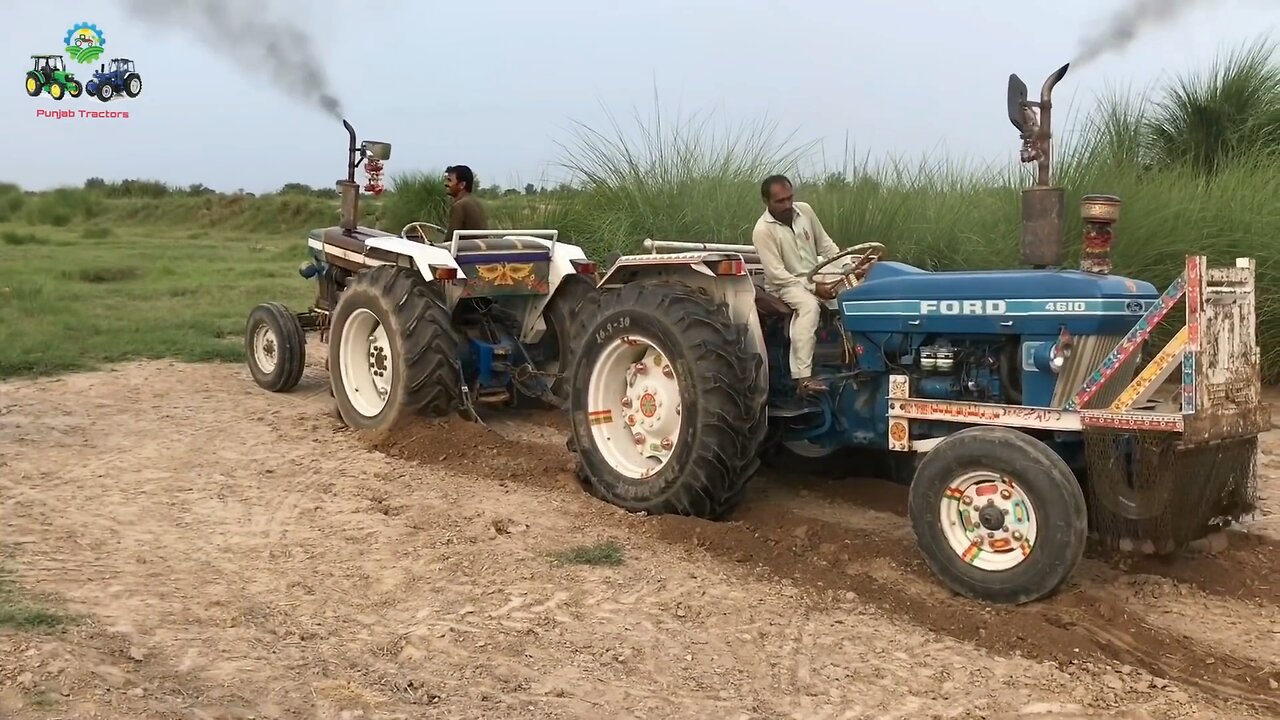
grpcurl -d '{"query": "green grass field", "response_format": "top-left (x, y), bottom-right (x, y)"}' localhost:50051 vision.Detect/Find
top-left (2, 38), bottom-right (1278, 382)
top-left (0, 223), bottom-right (313, 377)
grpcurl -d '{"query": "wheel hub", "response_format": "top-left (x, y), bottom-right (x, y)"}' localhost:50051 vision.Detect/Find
top-left (338, 308), bottom-right (395, 416)
top-left (586, 335), bottom-right (683, 480)
top-left (367, 331), bottom-right (391, 400)
top-left (252, 324), bottom-right (278, 374)
top-left (978, 505), bottom-right (1005, 531)
top-left (939, 471), bottom-right (1038, 572)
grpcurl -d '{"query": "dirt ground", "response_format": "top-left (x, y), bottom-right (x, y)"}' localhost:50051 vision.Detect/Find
top-left (1, 341), bottom-right (1279, 719)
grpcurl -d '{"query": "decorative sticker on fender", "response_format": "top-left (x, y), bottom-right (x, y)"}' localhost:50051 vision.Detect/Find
top-left (840, 298), bottom-right (1155, 316)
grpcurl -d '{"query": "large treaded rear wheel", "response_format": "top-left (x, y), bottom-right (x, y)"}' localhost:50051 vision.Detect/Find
top-left (328, 265), bottom-right (462, 432)
top-left (567, 280), bottom-right (767, 519)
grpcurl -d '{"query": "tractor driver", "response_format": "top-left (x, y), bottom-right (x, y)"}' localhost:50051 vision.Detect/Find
top-left (752, 174), bottom-right (859, 397)
top-left (442, 164), bottom-right (488, 243)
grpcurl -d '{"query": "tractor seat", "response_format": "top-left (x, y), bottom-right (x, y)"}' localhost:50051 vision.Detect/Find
top-left (754, 284), bottom-right (794, 319)
top-left (436, 235), bottom-right (551, 258)
top-left (753, 281), bottom-right (843, 321)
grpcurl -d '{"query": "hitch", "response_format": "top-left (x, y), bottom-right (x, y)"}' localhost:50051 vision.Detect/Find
top-left (1008, 63), bottom-right (1070, 268)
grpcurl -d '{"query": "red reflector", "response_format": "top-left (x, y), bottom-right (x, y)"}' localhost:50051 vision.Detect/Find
top-left (709, 259), bottom-right (746, 276)
top-left (572, 259), bottom-right (598, 274)
top-left (432, 266), bottom-right (458, 280)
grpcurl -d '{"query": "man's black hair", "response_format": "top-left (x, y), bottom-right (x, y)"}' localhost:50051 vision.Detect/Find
top-left (760, 173), bottom-right (791, 200)
top-left (446, 165), bottom-right (476, 193)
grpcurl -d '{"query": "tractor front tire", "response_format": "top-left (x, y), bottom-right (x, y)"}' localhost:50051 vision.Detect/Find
top-left (909, 426), bottom-right (1088, 605)
top-left (568, 280), bottom-right (767, 519)
top-left (245, 302), bottom-right (307, 392)
top-left (67, 80), bottom-right (82, 98)
top-left (124, 74), bottom-right (142, 97)
top-left (96, 83), bottom-right (113, 102)
top-left (328, 265), bottom-right (462, 433)
top-left (25, 73), bottom-right (41, 97)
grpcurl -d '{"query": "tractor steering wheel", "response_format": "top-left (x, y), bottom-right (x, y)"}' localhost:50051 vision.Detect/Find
top-left (805, 241), bottom-right (887, 283)
top-left (400, 222), bottom-right (444, 243)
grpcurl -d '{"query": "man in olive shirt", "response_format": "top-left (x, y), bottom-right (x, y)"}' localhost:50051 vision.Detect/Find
top-left (443, 164), bottom-right (488, 242)
top-left (751, 174), bottom-right (852, 396)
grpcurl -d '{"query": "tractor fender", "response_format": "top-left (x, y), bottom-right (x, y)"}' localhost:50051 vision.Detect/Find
top-left (363, 235), bottom-right (463, 277)
top-left (597, 259), bottom-right (768, 387)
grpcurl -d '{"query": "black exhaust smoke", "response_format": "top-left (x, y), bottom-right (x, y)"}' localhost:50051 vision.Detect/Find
top-left (1073, 0), bottom-right (1218, 69)
top-left (115, 0), bottom-right (344, 119)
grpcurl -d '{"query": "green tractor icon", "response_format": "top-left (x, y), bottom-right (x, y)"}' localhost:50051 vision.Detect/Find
top-left (25, 55), bottom-right (83, 100)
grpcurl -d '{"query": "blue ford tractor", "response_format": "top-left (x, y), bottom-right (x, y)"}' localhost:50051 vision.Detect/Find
top-left (564, 64), bottom-right (1268, 605)
top-left (85, 58), bottom-right (142, 102)
top-left (244, 120), bottom-right (600, 431)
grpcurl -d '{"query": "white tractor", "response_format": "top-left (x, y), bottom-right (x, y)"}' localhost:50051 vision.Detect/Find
top-left (244, 120), bottom-right (600, 431)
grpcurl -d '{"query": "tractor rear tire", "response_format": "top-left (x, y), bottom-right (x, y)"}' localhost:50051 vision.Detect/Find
top-left (328, 265), bottom-right (462, 433)
top-left (567, 280), bottom-right (767, 519)
top-left (535, 273), bottom-right (598, 408)
top-left (49, 82), bottom-right (64, 101)
top-left (124, 74), bottom-right (142, 97)
top-left (909, 426), bottom-right (1088, 605)
top-left (25, 73), bottom-right (41, 97)
top-left (245, 302), bottom-right (307, 392)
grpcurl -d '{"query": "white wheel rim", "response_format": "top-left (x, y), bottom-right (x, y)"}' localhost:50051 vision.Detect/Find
top-left (339, 308), bottom-right (393, 417)
top-left (129, 78), bottom-right (140, 93)
top-left (251, 323), bottom-right (278, 374)
top-left (939, 471), bottom-right (1038, 572)
top-left (586, 333), bottom-right (681, 480)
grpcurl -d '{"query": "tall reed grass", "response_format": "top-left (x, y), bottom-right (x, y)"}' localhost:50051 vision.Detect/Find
top-left (7, 39), bottom-right (1279, 377)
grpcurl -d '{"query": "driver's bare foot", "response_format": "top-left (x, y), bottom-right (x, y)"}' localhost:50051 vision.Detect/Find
top-left (796, 376), bottom-right (828, 395)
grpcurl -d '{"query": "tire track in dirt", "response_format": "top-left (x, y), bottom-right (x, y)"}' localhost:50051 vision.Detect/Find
top-left (643, 509), bottom-right (1279, 715)
top-left (768, 468), bottom-right (1280, 607)
top-left (362, 414), bottom-right (1280, 716)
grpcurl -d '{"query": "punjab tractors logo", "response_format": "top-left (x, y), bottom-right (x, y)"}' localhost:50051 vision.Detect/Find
top-left (66, 22), bottom-right (106, 65)
top-left (24, 21), bottom-right (142, 108)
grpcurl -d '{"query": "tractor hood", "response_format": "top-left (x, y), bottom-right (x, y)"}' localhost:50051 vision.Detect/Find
top-left (837, 260), bottom-right (1161, 336)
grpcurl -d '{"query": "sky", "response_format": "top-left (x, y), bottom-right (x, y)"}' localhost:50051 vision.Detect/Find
top-left (5, 1), bottom-right (1280, 194)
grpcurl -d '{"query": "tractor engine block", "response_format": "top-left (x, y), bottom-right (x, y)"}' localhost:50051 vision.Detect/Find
top-left (863, 334), bottom-right (1022, 407)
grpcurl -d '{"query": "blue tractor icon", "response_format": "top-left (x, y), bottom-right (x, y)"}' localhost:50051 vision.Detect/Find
top-left (85, 58), bottom-right (141, 102)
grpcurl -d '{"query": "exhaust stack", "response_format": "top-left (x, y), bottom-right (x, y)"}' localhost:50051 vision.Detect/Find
top-left (1008, 63), bottom-right (1070, 267)
top-left (333, 120), bottom-right (392, 234)
top-left (337, 119), bottom-right (360, 234)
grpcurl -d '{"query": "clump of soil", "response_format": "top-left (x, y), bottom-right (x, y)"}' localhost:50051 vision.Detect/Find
top-left (360, 416), bottom-right (576, 490)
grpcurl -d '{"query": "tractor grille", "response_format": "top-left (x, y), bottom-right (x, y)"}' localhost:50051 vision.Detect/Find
top-left (1050, 334), bottom-right (1142, 409)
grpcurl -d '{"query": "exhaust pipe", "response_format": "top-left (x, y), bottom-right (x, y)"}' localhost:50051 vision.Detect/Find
top-left (1008, 63), bottom-right (1069, 268)
top-left (337, 119), bottom-right (359, 234)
